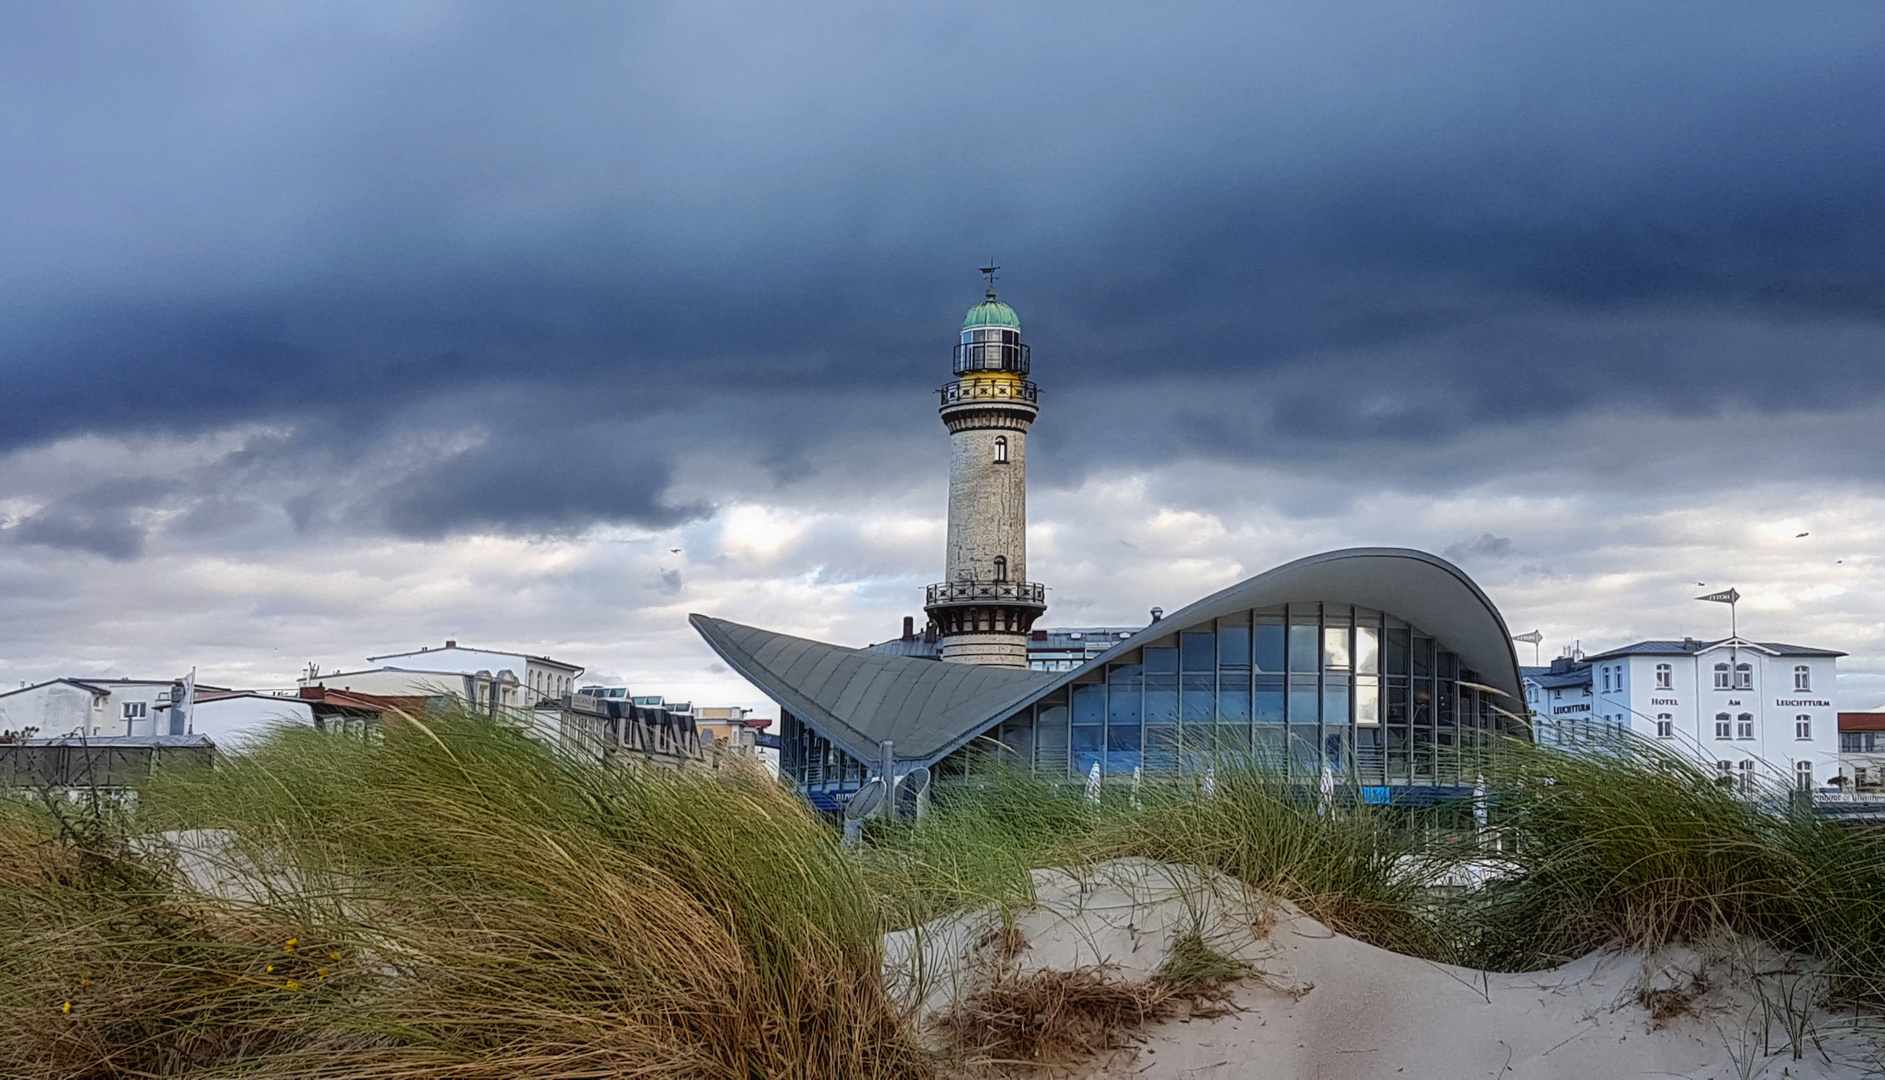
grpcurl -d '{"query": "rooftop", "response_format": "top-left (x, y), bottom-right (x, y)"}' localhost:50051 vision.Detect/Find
top-left (1582, 637), bottom-right (1845, 661)
top-left (961, 295), bottom-right (1020, 331)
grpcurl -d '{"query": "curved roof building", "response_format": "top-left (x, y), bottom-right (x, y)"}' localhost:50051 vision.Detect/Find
top-left (693, 547), bottom-right (1530, 811)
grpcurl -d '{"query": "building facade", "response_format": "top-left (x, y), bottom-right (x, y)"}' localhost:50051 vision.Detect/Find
top-left (0, 677), bottom-right (231, 739)
top-left (924, 286), bottom-right (1047, 666)
top-left (1523, 637), bottom-right (1843, 791)
top-left (1839, 710), bottom-right (1885, 792)
top-left (697, 547), bottom-right (1531, 813)
top-left (301, 641), bottom-right (586, 710)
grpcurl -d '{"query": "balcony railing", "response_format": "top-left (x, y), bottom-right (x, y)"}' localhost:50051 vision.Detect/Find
top-left (925, 579), bottom-right (1047, 607)
top-left (938, 379), bottom-right (1039, 408)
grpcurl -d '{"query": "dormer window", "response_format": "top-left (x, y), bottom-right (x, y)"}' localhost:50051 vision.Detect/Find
top-left (994, 435), bottom-right (1009, 464)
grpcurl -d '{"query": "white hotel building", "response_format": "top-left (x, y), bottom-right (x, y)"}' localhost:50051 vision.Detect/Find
top-left (1523, 636), bottom-right (1843, 792)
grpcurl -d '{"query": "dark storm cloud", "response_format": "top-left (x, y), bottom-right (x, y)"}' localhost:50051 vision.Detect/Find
top-left (4, 478), bottom-right (181, 560)
top-left (4, 2), bottom-right (1885, 534)
top-left (380, 428), bottom-right (710, 538)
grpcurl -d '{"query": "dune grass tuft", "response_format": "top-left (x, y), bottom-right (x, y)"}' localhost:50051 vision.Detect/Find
top-left (0, 710), bottom-right (927, 1079)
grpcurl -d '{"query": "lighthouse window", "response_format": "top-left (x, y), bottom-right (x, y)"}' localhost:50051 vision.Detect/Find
top-left (993, 556), bottom-right (1008, 582)
top-left (994, 436), bottom-right (1008, 463)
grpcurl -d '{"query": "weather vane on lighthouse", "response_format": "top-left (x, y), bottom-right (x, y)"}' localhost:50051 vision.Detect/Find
top-left (979, 261), bottom-right (1000, 296)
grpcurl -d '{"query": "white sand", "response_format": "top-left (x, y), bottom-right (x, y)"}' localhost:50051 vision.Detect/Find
top-left (887, 858), bottom-right (1884, 1079)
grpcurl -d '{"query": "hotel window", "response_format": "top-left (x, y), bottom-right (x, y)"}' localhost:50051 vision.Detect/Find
top-left (1734, 663), bottom-right (1753, 690)
top-left (1795, 715), bottom-right (1811, 740)
top-left (1793, 665), bottom-right (1811, 692)
top-left (1795, 760), bottom-right (1814, 792)
top-left (1655, 663), bottom-right (1672, 690)
top-left (1714, 713), bottom-right (1732, 739)
top-left (994, 435), bottom-right (1008, 464)
top-left (1656, 714), bottom-right (1673, 738)
top-left (1714, 663), bottom-right (1731, 689)
top-left (1739, 759), bottom-right (1756, 792)
top-left (1736, 713), bottom-right (1754, 739)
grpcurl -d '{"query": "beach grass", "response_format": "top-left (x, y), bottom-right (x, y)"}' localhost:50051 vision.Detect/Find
top-left (0, 710), bottom-right (926, 1079)
top-left (2, 715), bottom-right (1882, 1078)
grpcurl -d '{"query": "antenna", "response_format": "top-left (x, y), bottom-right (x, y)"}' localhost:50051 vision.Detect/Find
top-left (979, 261), bottom-right (1000, 296)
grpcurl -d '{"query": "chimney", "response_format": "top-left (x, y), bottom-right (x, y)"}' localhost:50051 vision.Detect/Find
top-left (902, 616), bottom-right (915, 642)
top-left (446, 640), bottom-right (457, 648)
top-left (1150, 607), bottom-right (1163, 623)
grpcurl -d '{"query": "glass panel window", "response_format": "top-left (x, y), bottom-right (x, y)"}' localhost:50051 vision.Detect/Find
top-left (1734, 663), bottom-right (1753, 690)
top-left (1796, 760), bottom-right (1815, 791)
top-left (1738, 759), bottom-right (1755, 793)
top-left (1355, 625), bottom-right (1379, 674)
top-left (1354, 676), bottom-right (1380, 726)
top-left (1181, 632), bottom-right (1215, 672)
top-left (1218, 621), bottom-right (1251, 668)
top-left (1255, 620), bottom-right (1286, 672)
top-left (1714, 664), bottom-right (1731, 690)
top-left (1072, 683), bottom-right (1106, 727)
top-left (1253, 725), bottom-right (1286, 770)
top-left (1218, 683), bottom-right (1251, 723)
top-left (1288, 621), bottom-right (1319, 672)
top-left (1736, 713), bottom-right (1754, 740)
top-left (1254, 675), bottom-right (1285, 724)
top-left (1382, 627), bottom-right (1410, 675)
top-left (1323, 627), bottom-right (1351, 671)
top-left (1412, 635), bottom-right (1433, 677)
top-left (1656, 714), bottom-right (1673, 738)
top-left (1715, 714), bottom-right (1732, 739)
top-left (1106, 724), bottom-right (1142, 754)
top-left (1110, 664), bottom-right (1145, 727)
top-left (1144, 647), bottom-right (1178, 674)
top-left (1144, 725), bottom-right (1179, 771)
top-left (1288, 676), bottom-right (1318, 723)
top-left (1795, 715), bottom-right (1811, 740)
top-left (1181, 673), bottom-right (1214, 723)
top-left (1656, 663), bottom-right (1672, 690)
top-left (1323, 679), bottom-right (1350, 728)
top-left (1794, 666), bottom-right (1811, 692)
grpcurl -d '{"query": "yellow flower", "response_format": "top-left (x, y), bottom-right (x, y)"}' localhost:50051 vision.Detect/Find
top-left (284, 979), bottom-right (300, 991)
top-left (61, 1001), bottom-right (71, 1014)
top-left (316, 968), bottom-right (329, 978)
top-left (265, 965), bottom-right (275, 974)
top-left (328, 952), bottom-right (341, 961)
top-left (80, 979), bottom-right (91, 988)
top-left (284, 938), bottom-right (298, 953)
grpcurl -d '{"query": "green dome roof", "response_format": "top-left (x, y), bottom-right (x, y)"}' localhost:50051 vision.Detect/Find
top-left (961, 295), bottom-right (1021, 332)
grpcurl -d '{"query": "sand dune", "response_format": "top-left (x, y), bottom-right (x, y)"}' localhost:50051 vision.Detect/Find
top-left (887, 858), bottom-right (1884, 1079)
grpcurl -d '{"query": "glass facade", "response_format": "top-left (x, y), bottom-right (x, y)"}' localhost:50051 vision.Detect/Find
top-left (971, 603), bottom-right (1513, 787)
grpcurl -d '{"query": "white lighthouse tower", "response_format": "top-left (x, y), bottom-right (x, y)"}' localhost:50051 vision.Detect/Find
top-left (924, 270), bottom-right (1047, 666)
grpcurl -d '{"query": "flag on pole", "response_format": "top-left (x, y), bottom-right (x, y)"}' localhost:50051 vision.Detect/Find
top-left (1696, 588), bottom-right (1740, 605)
top-left (1085, 762), bottom-right (1102, 806)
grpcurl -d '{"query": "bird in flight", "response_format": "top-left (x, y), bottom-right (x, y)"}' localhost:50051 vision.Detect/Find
top-left (670, 548), bottom-right (681, 553)
top-left (1796, 532), bottom-right (1810, 538)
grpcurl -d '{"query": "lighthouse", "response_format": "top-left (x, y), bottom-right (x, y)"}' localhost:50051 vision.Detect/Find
top-left (923, 271), bottom-right (1047, 666)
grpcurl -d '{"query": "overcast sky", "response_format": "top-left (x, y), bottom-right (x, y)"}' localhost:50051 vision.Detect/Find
top-left (4, 2), bottom-right (1885, 711)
